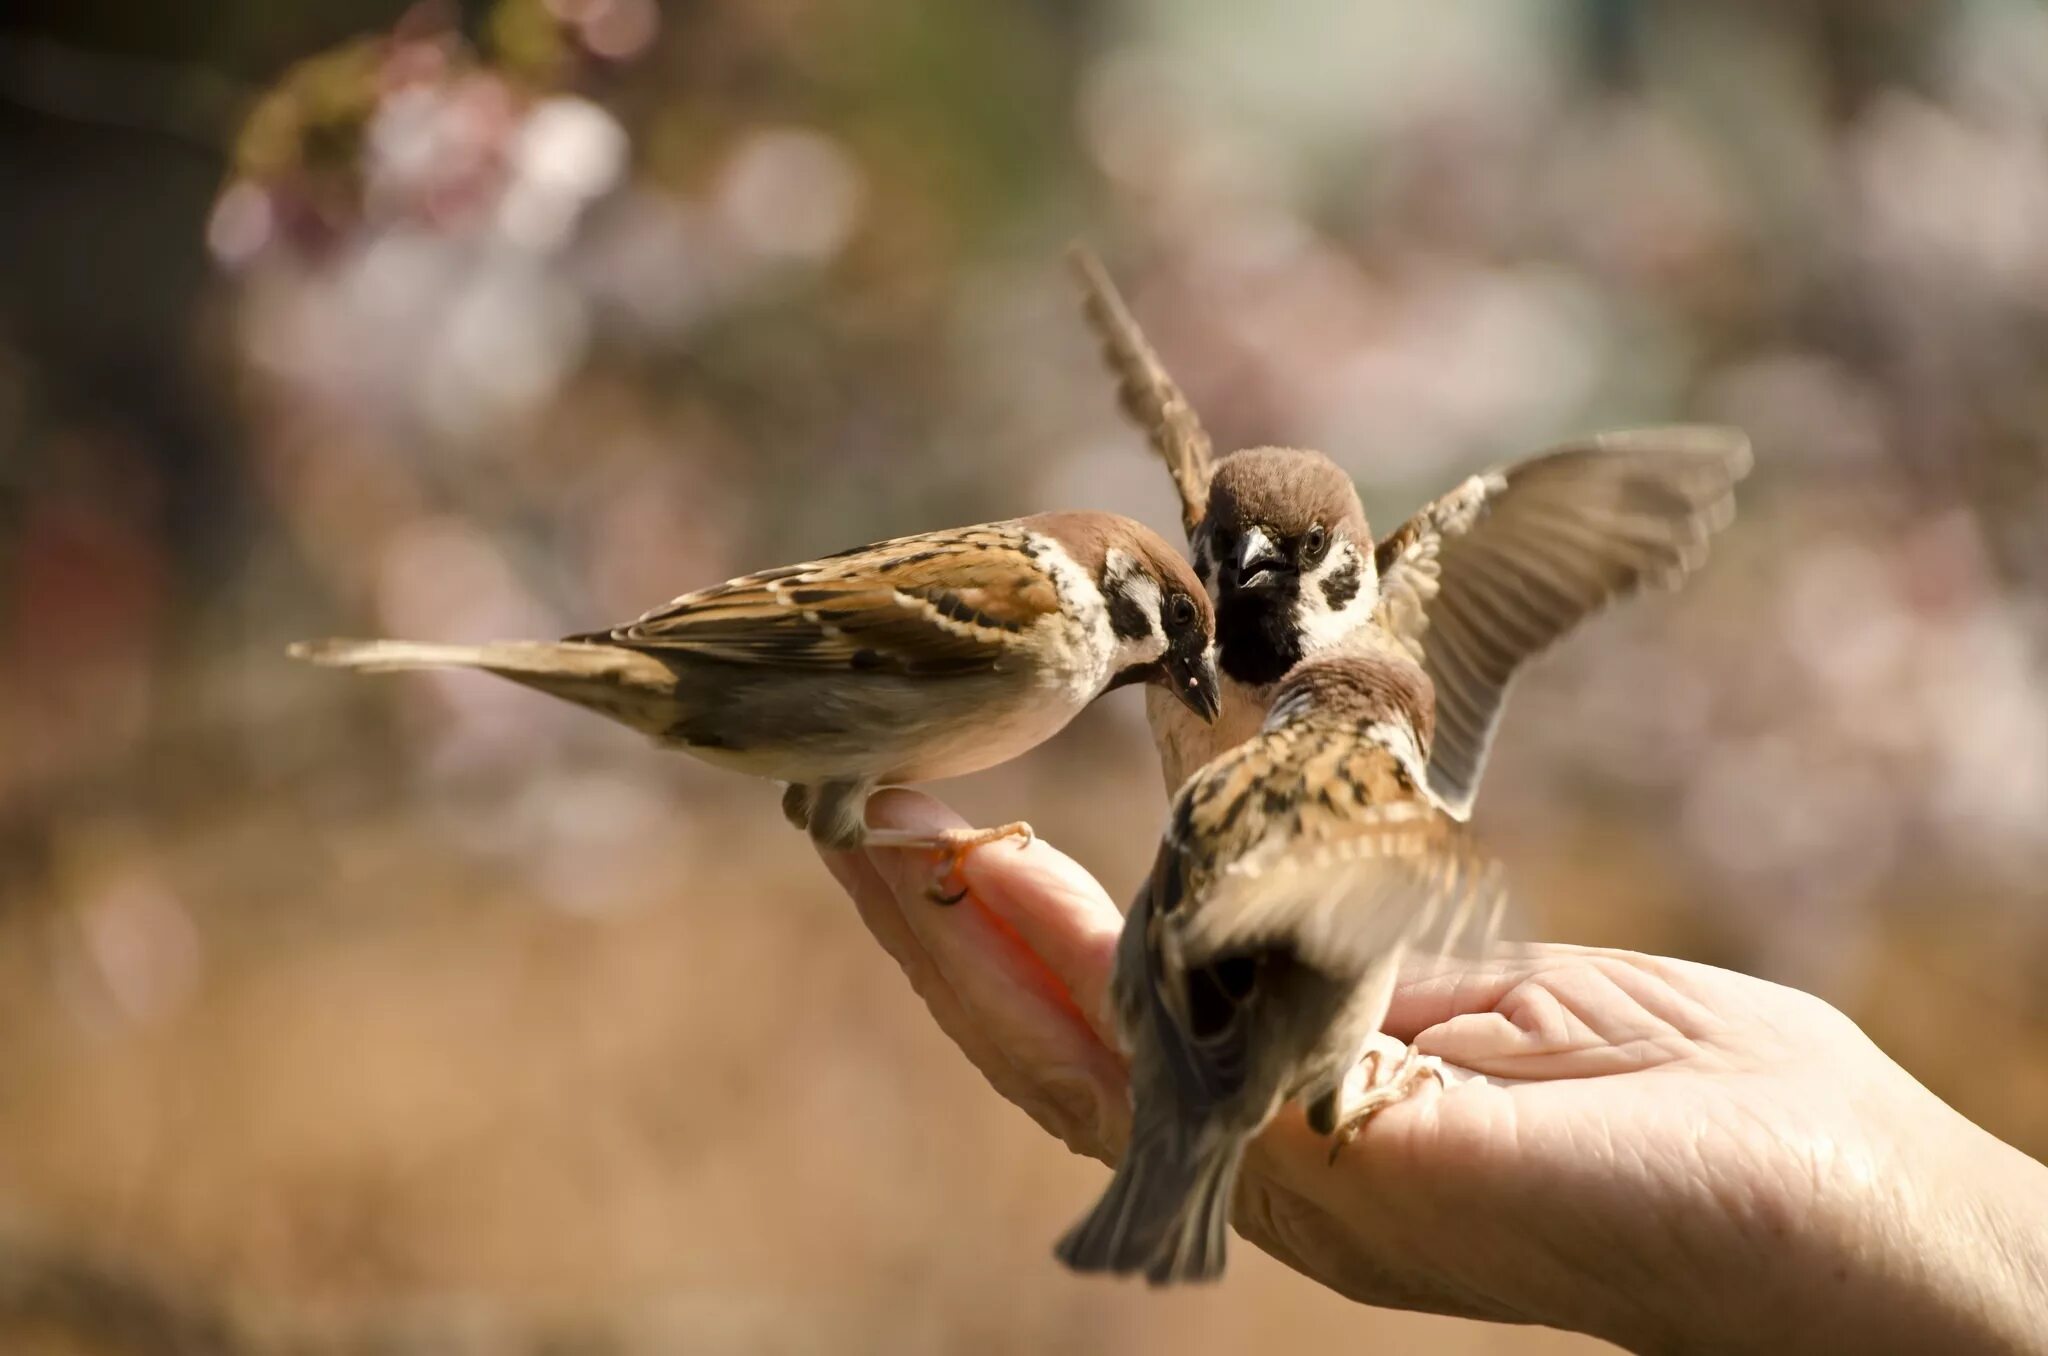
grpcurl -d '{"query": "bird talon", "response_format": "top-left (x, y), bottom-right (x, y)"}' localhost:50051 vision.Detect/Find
top-left (1326, 1123), bottom-right (1359, 1166)
top-left (1327, 1043), bottom-right (1443, 1160)
top-left (928, 853), bottom-right (971, 905)
top-left (912, 822), bottom-right (1033, 905)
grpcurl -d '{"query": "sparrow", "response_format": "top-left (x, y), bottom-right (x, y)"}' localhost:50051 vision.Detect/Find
top-left (292, 512), bottom-right (1220, 893)
top-left (1055, 635), bottom-right (1502, 1285)
top-left (1069, 246), bottom-right (1751, 810)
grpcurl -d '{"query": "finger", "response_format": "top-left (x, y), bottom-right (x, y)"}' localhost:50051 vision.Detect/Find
top-left (860, 791), bottom-right (1118, 1058)
top-left (1410, 1010), bottom-right (1656, 1078)
top-left (957, 825), bottom-right (1124, 1047)
top-left (859, 792), bottom-right (1130, 1156)
top-left (860, 792), bottom-right (1098, 1031)
top-left (1382, 941), bottom-right (1732, 1049)
top-left (820, 843), bottom-right (926, 976)
top-left (819, 845), bottom-right (1061, 1123)
top-left (1378, 941), bottom-right (1606, 1042)
top-left (1413, 952), bottom-right (1724, 1078)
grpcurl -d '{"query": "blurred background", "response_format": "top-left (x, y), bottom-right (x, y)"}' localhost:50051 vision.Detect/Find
top-left (4, 0), bottom-right (2047, 1350)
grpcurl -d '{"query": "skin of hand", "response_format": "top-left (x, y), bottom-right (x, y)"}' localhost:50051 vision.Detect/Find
top-left (821, 791), bottom-right (2048, 1355)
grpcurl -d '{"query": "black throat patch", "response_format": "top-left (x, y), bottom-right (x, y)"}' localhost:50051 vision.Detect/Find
top-left (1216, 582), bottom-right (1302, 686)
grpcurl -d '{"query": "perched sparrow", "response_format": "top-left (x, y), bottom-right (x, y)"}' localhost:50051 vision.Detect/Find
top-left (293, 512), bottom-right (1220, 890)
top-left (1070, 247), bottom-right (1750, 809)
top-left (1056, 637), bottom-right (1502, 1285)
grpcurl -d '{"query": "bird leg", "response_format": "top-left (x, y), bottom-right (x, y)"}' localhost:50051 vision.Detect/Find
top-left (859, 822), bottom-right (1036, 904)
top-left (1326, 1031), bottom-right (1445, 1163)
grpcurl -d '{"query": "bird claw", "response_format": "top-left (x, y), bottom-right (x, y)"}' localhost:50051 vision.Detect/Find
top-left (1326, 1038), bottom-right (1444, 1164)
top-left (912, 822), bottom-right (1035, 905)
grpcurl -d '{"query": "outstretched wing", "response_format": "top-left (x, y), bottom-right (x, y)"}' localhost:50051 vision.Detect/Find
top-left (1069, 245), bottom-right (1214, 540)
top-left (577, 524), bottom-right (1061, 677)
top-left (1375, 426), bottom-right (1751, 818)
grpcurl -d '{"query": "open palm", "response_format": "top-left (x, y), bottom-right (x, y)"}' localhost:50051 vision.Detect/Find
top-left (822, 791), bottom-right (2043, 1352)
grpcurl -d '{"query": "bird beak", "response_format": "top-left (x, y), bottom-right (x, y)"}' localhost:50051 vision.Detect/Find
top-left (1234, 527), bottom-right (1286, 592)
top-left (1168, 644), bottom-right (1223, 724)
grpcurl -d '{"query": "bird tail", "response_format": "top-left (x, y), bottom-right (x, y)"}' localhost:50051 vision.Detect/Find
top-left (1054, 1117), bottom-right (1244, 1286)
top-left (288, 638), bottom-right (680, 735)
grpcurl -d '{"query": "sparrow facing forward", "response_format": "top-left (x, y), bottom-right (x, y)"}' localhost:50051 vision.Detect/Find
top-left (293, 511), bottom-right (1220, 885)
top-left (1055, 637), bottom-right (1502, 1285)
top-left (1070, 247), bottom-right (1751, 808)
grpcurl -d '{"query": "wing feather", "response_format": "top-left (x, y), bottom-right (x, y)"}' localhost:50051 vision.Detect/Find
top-left (1184, 809), bottom-right (1504, 975)
top-left (1374, 426), bottom-right (1751, 817)
top-left (576, 525), bottom-right (1061, 676)
top-left (1069, 245), bottom-right (1214, 539)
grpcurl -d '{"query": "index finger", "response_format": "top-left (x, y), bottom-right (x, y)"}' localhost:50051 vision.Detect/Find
top-left (954, 824), bottom-right (1125, 1049)
top-left (864, 791), bottom-right (1125, 1048)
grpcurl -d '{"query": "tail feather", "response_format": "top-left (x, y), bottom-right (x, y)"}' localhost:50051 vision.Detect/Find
top-left (1055, 1122), bottom-right (1244, 1286)
top-left (288, 638), bottom-right (681, 735)
top-left (292, 638), bottom-right (613, 675)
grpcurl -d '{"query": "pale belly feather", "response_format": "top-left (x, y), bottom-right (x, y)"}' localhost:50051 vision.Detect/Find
top-left (676, 660), bottom-right (1100, 787)
top-left (880, 662), bottom-right (1101, 783)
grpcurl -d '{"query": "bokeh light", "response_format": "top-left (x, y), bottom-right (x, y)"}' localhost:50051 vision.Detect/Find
top-left (4, 0), bottom-right (2046, 1350)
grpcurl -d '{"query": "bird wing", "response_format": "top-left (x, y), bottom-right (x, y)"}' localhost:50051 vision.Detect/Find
top-left (579, 524), bottom-right (1063, 676)
top-left (1121, 847), bottom-right (1270, 1113)
top-left (1069, 245), bottom-right (1214, 540)
top-left (1118, 799), bottom-right (1500, 1120)
top-left (1138, 717), bottom-right (1502, 1016)
top-left (1182, 803), bottom-right (1505, 977)
top-left (1373, 426), bottom-right (1751, 818)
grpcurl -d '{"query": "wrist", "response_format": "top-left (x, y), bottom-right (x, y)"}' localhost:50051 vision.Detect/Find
top-left (1688, 1085), bottom-right (2048, 1355)
top-left (1890, 1110), bottom-right (2048, 1354)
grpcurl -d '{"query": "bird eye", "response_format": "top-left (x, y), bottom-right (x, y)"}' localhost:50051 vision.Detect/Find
top-left (1168, 593), bottom-right (1197, 629)
top-left (1299, 525), bottom-right (1329, 566)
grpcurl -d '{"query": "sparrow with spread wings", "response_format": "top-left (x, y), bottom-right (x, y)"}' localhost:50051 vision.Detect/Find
top-left (1057, 635), bottom-right (1503, 1285)
top-left (293, 511), bottom-right (1220, 897)
top-left (1070, 247), bottom-right (1751, 809)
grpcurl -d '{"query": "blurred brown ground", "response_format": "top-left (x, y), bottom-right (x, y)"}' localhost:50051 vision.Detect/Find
top-left (3, 0), bottom-right (2048, 1351)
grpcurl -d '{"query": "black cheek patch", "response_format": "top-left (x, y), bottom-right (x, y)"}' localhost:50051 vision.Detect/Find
top-left (1320, 555), bottom-right (1362, 610)
top-left (1104, 581), bottom-right (1154, 642)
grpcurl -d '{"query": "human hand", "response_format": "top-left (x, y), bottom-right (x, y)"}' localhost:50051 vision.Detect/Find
top-left (821, 791), bottom-right (2048, 1354)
